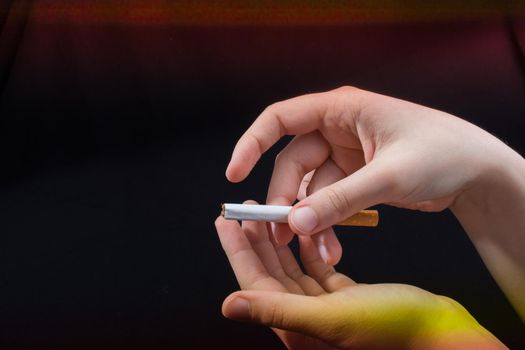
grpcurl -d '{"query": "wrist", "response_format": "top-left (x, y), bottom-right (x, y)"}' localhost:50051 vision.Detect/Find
top-left (450, 143), bottom-right (525, 321)
top-left (413, 296), bottom-right (506, 350)
top-left (451, 146), bottom-right (525, 235)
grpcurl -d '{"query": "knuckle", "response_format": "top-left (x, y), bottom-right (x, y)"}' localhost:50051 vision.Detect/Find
top-left (288, 266), bottom-right (305, 281)
top-left (381, 166), bottom-right (407, 196)
top-left (414, 201), bottom-right (432, 212)
top-left (261, 302), bottom-right (285, 328)
top-left (333, 85), bottom-right (364, 104)
top-left (330, 86), bottom-right (365, 123)
top-left (324, 187), bottom-right (352, 215)
top-left (245, 131), bottom-right (265, 156)
top-left (317, 267), bottom-right (336, 285)
top-left (264, 102), bottom-right (281, 115)
top-left (334, 85), bottom-right (357, 94)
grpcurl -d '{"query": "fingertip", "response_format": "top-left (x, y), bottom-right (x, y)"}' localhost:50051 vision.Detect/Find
top-left (325, 230), bottom-right (343, 266)
top-left (313, 229), bottom-right (342, 266)
top-left (324, 243), bottom-right (342, 266)
top-left (221, 294), bottom-right (232, 318)
top-left (215, 215), bottom-right (225, 227)
top-left (215, 215), bottom-right (239, 231)
top-left (271, 223), bottom-right (295, 246)
top-left (225, 163), bottom-right (243, 183)
top-left (222, 292), bottom-right (251, 321)
top-left (221, 292), bottom-right (236, 316)
top-left (268, 222), bottom-right (279, 245)
top-left (280, 229), bottom-right (295, 246)
top-left (214, 216), bottom-right (228, 233)
top-left (226, 145), bottom-right (258, 183)
top-left (289, 205), bottom-right (319, 235)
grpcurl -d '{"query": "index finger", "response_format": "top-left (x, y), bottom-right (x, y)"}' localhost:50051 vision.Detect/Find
top-left (225, 91), bottom-right (335, 183)
top-left (215, 216), bottom-right (284, 291)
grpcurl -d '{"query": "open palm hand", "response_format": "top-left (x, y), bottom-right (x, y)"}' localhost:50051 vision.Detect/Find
top-left (215, 202), bottom-right (503, 349)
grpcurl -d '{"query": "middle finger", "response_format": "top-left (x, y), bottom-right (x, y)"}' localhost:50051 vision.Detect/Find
top-left (241, 202), bottom-right (305, 294)
top-left (266, 132), bottom-right (331, 245)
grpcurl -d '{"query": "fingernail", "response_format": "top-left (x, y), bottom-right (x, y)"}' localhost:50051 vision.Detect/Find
top-left (270, 222), bottom-right (281, 244)
top-left (225, 297), bottom-right (251, 321)
top-left (318, 242), bottom-right (329, 264)
top-left (291, 206), bottom-right (318, 233)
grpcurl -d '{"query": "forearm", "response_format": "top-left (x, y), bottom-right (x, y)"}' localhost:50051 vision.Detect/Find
top-left (452, 147), bottom-right (525, 322)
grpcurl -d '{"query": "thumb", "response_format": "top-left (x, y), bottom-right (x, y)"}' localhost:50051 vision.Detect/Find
top-left (289, 161), bottom-right (396, 235)
top-left (222, 290), bottom-right (332, 337)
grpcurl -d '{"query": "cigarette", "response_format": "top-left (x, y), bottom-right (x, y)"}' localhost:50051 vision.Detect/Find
top-left (221, 203), bottom-right (378, 227)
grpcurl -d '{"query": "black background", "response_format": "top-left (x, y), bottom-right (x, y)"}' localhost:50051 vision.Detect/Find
top-left (0, 2), bottom-right (524, 349)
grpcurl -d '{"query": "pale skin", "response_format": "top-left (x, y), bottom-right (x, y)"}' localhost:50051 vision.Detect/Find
top-left (218, 86), bottom-right (525, 348)
top-left (216, 213), bottom-right (504, 349)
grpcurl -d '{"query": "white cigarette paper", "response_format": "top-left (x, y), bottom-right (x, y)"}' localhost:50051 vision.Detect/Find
top-left (222, 203), bottom-right (291, 223)
top-left (221, 203), bottom-right (379, 227)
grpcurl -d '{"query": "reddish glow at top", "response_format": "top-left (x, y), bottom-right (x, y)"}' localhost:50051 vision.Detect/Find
top-left (21, 0), bottom-right (525, 26)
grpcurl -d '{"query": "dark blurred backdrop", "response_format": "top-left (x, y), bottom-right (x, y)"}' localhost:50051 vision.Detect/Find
top-left (0, 1), bottom-right (524, 348)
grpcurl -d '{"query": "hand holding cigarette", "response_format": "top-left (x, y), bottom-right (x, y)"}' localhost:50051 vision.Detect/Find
top-left (227, 86), bottom-right (481, 265)
top-left (225, 85), bottom-right (525, 279)
top-left (221, 86), bottom-right (525, 344)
